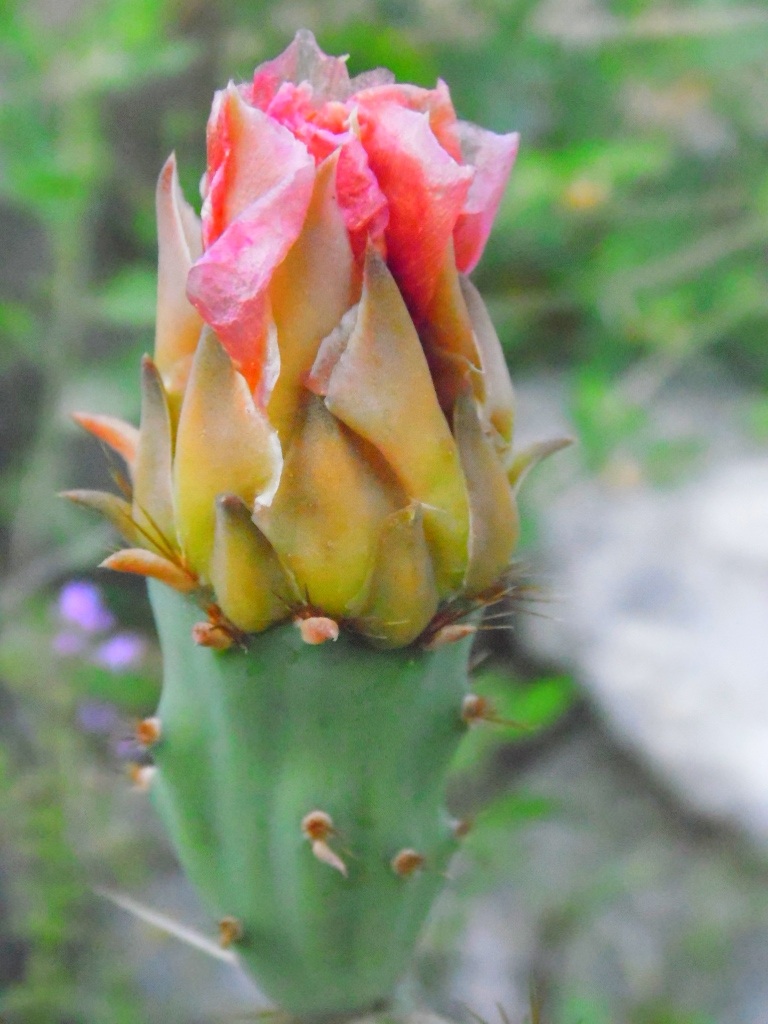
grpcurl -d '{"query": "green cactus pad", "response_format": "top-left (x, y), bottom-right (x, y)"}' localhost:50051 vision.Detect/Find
top-left (147, 580), bottom-right (474, 1018)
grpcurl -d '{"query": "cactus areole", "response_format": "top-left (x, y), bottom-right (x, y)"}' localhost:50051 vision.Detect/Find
top-left (68, 29), bottom-right (568, 1019)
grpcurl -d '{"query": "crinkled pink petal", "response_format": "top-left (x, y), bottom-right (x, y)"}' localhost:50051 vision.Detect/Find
top-left (276, 113), bottom-right (388, 259)
top-left (335, 138), bottom-right (389, 260)
top-left (265, 81), bottom-right (315, 131)
top-left (295, 120), bottom-right (345, 164)
top-left (359, 102), bottom-right (472, 318)
top-left (293, 101), bottom-right (357, 163)
top-left (203, 85), bottom-right (313, 247)
top-left (353, 79), bottom-right (462, 161)
top-left (312, 100), bottom-right (351, 133)
top-left (187, 163), bottom-right (316, 399)
top-left (250, 29), bottom-right (351, 110)
top-left (453, 124), bottom-right (519, 273)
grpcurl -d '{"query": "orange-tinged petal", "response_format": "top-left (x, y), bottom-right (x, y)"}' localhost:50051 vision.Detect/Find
top-left (459, 275), bottom-right (516, 446)
top-left (60, 489), bottom-right (143, 547)
top-left (351, 504), bottom-right (439, 649)
top-left (454, 392), bottom-right (518, 596)
top-left (211, 494), bottom-right (297, 633)
top-left (357, 101), bottom-right (473, 319)
top-left (173, 331), bottom-right (282, 578)
top-left (71, 412), bottom-right (139, 470)
top-left (100, 549), bottom-right (197, 593)
top-left (132, 357), bottom-right (177, 555)
top-left (317, 250), bottom-right (470, 594)
top-left (267, 153), bottom-right (356, 440)
top-left (154, 154), bottom-right (203, 390)
top-left (253, 397), bottom-right (397, 616)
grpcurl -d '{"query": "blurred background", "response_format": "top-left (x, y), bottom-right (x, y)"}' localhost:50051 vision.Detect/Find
top-left (1, 0), bottom-right (767, 1021)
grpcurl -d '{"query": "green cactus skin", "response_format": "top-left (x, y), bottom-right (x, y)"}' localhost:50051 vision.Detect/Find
top-left (147, 580), bottom-right (474, 1018)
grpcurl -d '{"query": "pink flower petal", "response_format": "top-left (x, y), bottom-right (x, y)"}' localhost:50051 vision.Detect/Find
top-left (265, 80), bottom-right (315, 131)
top-left (335, 137), bottom-right (389, 260)
top-left (187, 162), bottom-right (315, 398)
top-left (453, 124), bottom-right (519, 273)
top-left (294, 120), bottom-right (345, 164)
top-left (203, 85), bottom-right (312, 247)
top-left (250, 29), bottom-right (351, 109)
top-left (358, 102), bottom-right (473, 318)
top-left (353, 79), bottom-right (462, 160)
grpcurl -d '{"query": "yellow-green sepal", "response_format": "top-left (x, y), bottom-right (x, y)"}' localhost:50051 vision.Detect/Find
top-left (314, 250), bottom-right (470, 596)
top-left (454, 390), bottom-right (519, 596)
top-left (211, 494), bottom-right (298, 633)
top-left (254, 396), bottom-right (395, 617)
top-left (350, 503), bottom-right (439, 648)
top-left (173, 330), bottom-right (282, 580)
top-left (132, 357), bottom-right (177, 554)
top-left (60, 489), bottom-right (144, 547)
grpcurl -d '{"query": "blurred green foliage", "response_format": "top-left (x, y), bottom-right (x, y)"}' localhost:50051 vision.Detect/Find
top-left (0, 0), bottom-right (765, 1020)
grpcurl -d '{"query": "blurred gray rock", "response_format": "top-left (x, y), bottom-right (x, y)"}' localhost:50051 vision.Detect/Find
top-left (516, 376), bottom-right (768, 847)
top-left (428, 725), bottom-right (768, 1024)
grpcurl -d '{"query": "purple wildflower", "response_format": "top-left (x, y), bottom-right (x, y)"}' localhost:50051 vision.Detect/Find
top-left (59, 581), bottom-right (115, 632)
top-left (93, 632), bottom-right (146, 672)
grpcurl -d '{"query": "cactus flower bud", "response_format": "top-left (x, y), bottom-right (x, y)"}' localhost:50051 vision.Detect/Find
top-left (70, 29), bottom-right (529, 647)
top-left (69, 30), bottom-right (569, 1019)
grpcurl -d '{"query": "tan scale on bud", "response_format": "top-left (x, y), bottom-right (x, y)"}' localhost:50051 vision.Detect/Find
top-left (423, 622), bottom-right (476, 650)
top-left (136, 716), bottom-right (162, 746)
top-left (218, 916), bottom-right (244, 949)
top-left (296, 616), bottom-right (340, 645)
top-left (301, 810), bottom-right (335, 842)
top-left (452, 818), bottom-right (473, 839)
top-left (301, 810), bottom-right (348, 877)
top-left (461, 693), bottom-right (489, 724)
top-left (129, 764), bottom-right (156, 791)
top-left (391, 849), bottom-right (425, 877)
top-left (461, 693), bottom-right (528, 730)
top-left (192, 620), bottom-right (234, 650)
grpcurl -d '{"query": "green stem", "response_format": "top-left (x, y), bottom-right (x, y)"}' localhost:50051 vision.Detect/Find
top-left (148, 580), bottom-right (474, 1017)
